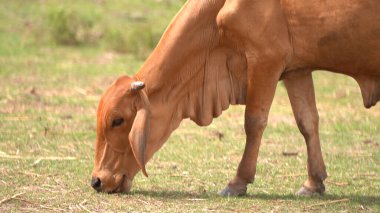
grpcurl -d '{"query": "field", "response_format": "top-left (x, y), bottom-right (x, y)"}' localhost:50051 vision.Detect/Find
top-left (0, 0), bottom-right (379, 212)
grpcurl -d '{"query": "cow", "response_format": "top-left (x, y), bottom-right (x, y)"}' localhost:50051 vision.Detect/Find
top-left (91, 0), bottom-right (380, 196)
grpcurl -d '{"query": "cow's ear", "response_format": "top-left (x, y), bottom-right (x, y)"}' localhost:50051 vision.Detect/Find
top-left (128, 88), bottom-right (150, 177)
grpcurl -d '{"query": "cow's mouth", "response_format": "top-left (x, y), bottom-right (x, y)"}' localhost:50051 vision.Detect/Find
top-left (110, 174), bottom-right (126, 194)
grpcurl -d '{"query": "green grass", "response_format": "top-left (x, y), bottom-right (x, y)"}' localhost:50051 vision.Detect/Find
top-left (0, 0), bottom-right (379, 212)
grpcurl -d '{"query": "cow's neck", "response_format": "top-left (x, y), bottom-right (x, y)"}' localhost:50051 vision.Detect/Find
top-left (133, 0), bottom-right (247, 158)
top-left (135, 0), bottom-right (225, 89)
top-left (136, 44), bottom-right (247, 162)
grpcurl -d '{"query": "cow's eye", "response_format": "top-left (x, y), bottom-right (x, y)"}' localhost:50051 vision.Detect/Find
top-left (112, 118), bottom-right (124, 127)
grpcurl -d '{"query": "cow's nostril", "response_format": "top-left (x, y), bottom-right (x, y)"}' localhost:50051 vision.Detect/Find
top-left (91, 177), bottom-right (101, 190)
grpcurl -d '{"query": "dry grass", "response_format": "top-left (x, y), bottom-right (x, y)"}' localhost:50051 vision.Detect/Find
top-left (0, 0), bottom-right (379, 212)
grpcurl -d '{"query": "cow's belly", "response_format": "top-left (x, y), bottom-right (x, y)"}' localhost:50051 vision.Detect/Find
top-left (282, 0), bottom-right (380, 76)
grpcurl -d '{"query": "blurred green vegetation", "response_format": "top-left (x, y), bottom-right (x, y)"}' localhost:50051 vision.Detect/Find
top-left (0, 0), bottom-right (185, 57)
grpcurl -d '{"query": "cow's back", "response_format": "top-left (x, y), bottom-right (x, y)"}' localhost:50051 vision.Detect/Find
top-left (282, 0), bottom-right (380, 76)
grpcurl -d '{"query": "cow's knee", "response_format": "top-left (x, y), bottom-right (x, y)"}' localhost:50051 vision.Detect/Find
top-left (244, 114), bottom-right (268, 136)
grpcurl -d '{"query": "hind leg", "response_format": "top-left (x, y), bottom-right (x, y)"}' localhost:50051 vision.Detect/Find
top-left (284, 72), bottom-right (327, 195)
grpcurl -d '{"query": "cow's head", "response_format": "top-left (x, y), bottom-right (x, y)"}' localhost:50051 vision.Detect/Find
top-left (91, 76), bottom-right (150, 193)
top-left (90, 0), bottom-right (248, 194)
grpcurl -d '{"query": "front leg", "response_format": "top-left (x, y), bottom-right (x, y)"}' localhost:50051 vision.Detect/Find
top-left (219, 54), bottom-right (283, 196)
top-left (217, 0), bottom-right (292, 196)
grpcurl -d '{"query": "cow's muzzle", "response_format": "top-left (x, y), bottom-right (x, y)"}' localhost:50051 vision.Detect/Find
top-left (90, 174), bottom-right (132, 194)
top-left (91, 177), bottom-right (102, 191)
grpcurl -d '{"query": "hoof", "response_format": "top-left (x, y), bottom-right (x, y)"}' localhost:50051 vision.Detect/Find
top-left (296, 186), bottom-right (323, 196)
top-left (218, 185), bottom-right (247, 197)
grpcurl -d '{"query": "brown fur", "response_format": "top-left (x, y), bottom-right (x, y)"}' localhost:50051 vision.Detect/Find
top-left (92, 0), bottom-right (380, 195)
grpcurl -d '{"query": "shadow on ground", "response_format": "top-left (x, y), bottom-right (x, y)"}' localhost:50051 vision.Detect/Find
top-left (131, 190), bottom-right (379, 206)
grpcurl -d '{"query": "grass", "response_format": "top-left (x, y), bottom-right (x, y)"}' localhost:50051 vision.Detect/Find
top-left (0, 0), bottom-right (379, 212)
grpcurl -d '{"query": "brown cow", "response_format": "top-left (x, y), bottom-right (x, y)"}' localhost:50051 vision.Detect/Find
top-left (91, 0), bottom-right (380, 196)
